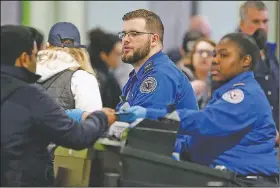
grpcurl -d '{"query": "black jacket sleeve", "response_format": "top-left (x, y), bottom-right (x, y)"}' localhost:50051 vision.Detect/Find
top-left (29, 84), bottom-right (108, 150)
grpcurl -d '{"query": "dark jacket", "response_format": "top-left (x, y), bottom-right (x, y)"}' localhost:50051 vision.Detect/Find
top-left (94, 62), bottom-right (121, 109)
top-left (254, 46), bottom-right (279, 130)
top-left (1, 65), bottom-right (108, 187)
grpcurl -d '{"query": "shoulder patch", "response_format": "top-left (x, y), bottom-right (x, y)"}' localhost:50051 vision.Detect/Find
top-left (222, 89), bottom-right (244, 104)
top-left (140, 77), bottom-right (157, 93)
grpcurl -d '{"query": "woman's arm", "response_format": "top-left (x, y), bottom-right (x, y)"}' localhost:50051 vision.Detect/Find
top-left (71, 70), bottom-right (103, 112)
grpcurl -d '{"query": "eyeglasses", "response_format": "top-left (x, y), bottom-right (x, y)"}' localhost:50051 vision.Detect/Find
top-left (195, 50), bottom-right (214, 58)
top-left (118, 31), bottom-right (154, 39)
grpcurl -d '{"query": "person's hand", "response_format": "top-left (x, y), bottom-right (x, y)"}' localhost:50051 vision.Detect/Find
top-left (102, 108), bottom-right (117, 126)
top-left (118, 106), bottom-right (147, 123)
top-left (172, 152), bottom-right (180, 161)
top-left (119, 102), bottom-right (130, 111)
top-left (191, 80), bottom-right (207, 96)
top-left (66, 109), bottom-right (84, 122)
top-left (82, 111), bottom-right (91, 120)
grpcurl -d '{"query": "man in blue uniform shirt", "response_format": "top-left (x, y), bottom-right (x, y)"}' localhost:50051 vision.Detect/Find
top-left (115, 9), bottom-right (198, 155)
top-left (118, 29), bottom-right (279, 186)
top-left (116, 9), bottom-right (197, 114)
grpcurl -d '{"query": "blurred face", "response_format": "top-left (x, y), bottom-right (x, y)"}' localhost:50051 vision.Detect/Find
top-left (16, 41), bottom-right (38, 73)
top-left (240, 7), bottom-right (269, 36)
top-left (211, 38), bottom-right (250, 82)
top-left (120, 18), bottom-right (153, 64)
top-left (192, 41), bottom-right (215, 73)
top-left (103, 41), bottom-right (122, 69)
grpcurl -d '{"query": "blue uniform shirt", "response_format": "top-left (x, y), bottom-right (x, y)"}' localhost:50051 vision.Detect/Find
top-left (116, 51), bottom-right (198, 154)
top-left (176, 71), bottom-right (278, 175)
top-left (143, 71), bottom-right (278, 175)
top-left (116, 51), bottom-right (198, 118)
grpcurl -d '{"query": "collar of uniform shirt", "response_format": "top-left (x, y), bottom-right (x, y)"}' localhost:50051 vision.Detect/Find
top-left (212, 71), bottom-right (254, 98)
top-left (129, 51), bottom-right (164, 80)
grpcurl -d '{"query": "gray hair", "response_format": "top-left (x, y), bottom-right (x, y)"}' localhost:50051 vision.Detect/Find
top-left (240, 1), bottom-right (267, 21)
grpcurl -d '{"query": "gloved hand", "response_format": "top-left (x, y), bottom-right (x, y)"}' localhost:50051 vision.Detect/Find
top-left (65, 109), bottom-right (84, 122)
top-left (119, 102), bottom-right (131, 111)
top-left (118, 106), bottom-right (147, 123)
top-left (172, 152), bottom-right (180, 161)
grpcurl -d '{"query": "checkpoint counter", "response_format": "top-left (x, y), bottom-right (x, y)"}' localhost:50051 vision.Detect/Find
top-left (53, 118), bottom-right (238, 187)
top-left (53, 136), bottom-right (123, 187)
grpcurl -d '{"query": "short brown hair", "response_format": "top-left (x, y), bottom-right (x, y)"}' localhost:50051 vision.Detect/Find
top-left (122, 9), bottom-right (164, 44)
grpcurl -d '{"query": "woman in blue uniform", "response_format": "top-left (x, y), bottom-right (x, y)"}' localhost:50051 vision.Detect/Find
top-left (117, 29), bottom-right (279, 186)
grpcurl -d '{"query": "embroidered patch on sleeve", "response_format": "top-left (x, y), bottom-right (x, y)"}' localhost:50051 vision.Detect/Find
top-left (222, 89), bottom-right (244, 104)
top-left (140, 77), bottom-right (157, 93)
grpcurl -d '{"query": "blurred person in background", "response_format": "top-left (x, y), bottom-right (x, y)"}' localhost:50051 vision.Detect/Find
top-left (28, 26), bottom-right (45, 51)
top-left (88, 28), bottom-right (122, 109)
top-left (176, 30), bottom-right (205, 74)
top-left (237, 1), bottom-right (279, 152)
top-left (238, 1), bottom-right (279, 133)
top-left (36, 22), bottom-right (102, 112)
top-left (1, 25), bottom-right (116, 187)
top-left (189, 15), bottom-right (211, 38)
top-left (167, 15), bottom-right (211, 63)
top-left (185, 38), bottom-right (216, 109)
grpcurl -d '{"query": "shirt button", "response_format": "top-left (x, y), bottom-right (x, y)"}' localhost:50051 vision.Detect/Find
top-left (265, 75), bottom-right (269, 80)
top-left (267, 91), bottom-right (272, 95)
top-left (271, 106), bottom-right (274, 110)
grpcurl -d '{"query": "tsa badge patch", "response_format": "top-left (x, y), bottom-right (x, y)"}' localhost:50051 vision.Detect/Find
top-left (140, 77), bottom-right (157, 93)
top-left (222, 89), bottom-right (244, 104)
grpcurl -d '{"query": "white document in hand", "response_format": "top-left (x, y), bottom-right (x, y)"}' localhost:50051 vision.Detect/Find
top-left (108, 119), bottom-right (144, 139)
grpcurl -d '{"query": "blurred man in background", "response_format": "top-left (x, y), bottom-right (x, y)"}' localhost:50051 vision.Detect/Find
top-left (238, 1), bottom-right (279, 133)
top-left (167, 15), bottom-right (211, 64)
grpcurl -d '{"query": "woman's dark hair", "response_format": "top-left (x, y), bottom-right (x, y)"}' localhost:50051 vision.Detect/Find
top-left (220, 28), bottom-right (266, 69)
top-left (87, 28), bottom-right (120, 70)
top-left (28, 27), bottom-right (44, 50)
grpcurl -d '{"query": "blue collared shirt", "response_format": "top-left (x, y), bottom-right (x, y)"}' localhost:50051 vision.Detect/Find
top-left (140, 71), bottom-right (278, 175)
top-left (116, 51), bottom-right (198, 119)
top-left (176, 71), bottom-right (278, 175)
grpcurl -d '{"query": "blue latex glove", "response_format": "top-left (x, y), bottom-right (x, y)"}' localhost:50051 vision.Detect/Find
top-left (172, 152), bottom-right (180, 161)
top-left (118, 106), bottom-right (147, 123)
top-left (65, 109), bottom-right (84, 122)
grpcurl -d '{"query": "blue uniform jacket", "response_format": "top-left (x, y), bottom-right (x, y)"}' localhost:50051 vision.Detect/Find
top-left (148, 71), bottom-right (278, 175)
top-left (116, 51), bottom-right (198, 154)
top-left (116, 51), bottom-right (198, 117)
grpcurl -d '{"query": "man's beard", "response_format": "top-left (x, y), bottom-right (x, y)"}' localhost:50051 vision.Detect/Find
top-left (121, 41), bottom-right (151, 65)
